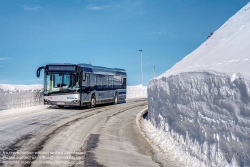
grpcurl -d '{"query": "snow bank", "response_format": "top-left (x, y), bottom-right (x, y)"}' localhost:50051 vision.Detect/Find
top-left (147, 2), bottom-right (250, 167)
top-left (127, 84), bottom-right (147, 99)
top-left (0, 84), bottom-right (146, 111)
top-left (147, 73), bottom-right (250, 166)
top-left (0, 84), bottom-right (43, 111)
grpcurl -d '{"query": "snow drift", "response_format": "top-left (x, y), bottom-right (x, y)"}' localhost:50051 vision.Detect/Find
top-left (0, 84), bottom-right (43, 111)
top-left (126, 84), bottom-right (147, 98)
top-left (146, 2), bottom-right (250, 167)
top-left (0, 84), bottom-right (146, 111)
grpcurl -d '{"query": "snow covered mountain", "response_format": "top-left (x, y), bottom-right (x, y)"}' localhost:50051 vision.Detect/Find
top-left (158, 3), bottom-right (250, 79)
top-left (146, 2), bottom-right (250, 167)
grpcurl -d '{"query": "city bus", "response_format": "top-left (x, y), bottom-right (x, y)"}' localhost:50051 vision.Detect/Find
top-left (36, 63), bottom-right (126, 108)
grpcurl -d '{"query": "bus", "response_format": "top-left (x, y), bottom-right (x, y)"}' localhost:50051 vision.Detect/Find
top-left (36, 63), bottom-right (126, 108)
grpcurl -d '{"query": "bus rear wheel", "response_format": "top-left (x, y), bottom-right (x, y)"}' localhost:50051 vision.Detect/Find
top-left (113, 93), bottom-right (118, 105)
top-left (89, 95), bottom-right (96, 108)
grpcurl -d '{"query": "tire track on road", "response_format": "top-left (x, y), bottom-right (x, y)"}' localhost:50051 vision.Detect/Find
top-left (1, 100), bottom-right (147, 167)
top-left (91, 103), bottom-right (160, 167)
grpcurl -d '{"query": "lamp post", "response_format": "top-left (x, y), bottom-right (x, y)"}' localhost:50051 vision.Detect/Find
top-left (137, 49), bottom-right (143, 86)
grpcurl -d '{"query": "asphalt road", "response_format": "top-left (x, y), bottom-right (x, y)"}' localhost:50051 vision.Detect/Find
top-left (0, 99), bottom-right (160, 167)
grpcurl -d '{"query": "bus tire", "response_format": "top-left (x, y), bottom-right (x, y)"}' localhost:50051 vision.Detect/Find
top-left (113, 93), bottom-right (118, 105)
top-left (58, 105), bottom-right (64, 108)
top-left (89, 94), bottom-right (96, 108)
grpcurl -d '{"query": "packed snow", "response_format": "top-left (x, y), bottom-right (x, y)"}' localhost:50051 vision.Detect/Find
top-left (0, 84), bottom-right (43, 111)
top-left (126, 84), bottom-right (147, 99)
top-left (145, 2), bottom-right (250, 167)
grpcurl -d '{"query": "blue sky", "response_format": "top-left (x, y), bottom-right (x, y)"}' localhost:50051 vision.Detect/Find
top-left (0, 0), bottom-right (249, 86)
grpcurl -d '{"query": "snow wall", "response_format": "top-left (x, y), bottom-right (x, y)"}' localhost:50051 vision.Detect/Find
top-left (148, 73), bottom-right (250, 166)
top-left (147, 3), bottom-right (250, 167)
top-left (0, 84), bottom-right (44, 111)
top-left (0, 84), bottom-right (146, 111)
top-left (126, 84), bottom-right (147, 98)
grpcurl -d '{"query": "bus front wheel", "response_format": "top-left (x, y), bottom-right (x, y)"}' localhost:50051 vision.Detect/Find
top-left (89, 95), bottom-right (96, 108)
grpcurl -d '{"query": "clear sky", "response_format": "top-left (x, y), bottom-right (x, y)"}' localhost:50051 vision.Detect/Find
top-left (0, 0), bottom-right (249, 86)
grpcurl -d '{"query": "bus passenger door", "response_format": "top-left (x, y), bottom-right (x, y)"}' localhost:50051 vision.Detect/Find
top-left (81, 73), bottom-right (91, 103)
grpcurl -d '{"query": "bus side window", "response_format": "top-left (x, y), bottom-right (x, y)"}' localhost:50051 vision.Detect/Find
top-left (119, 79), bottom-right (122, 89)
top-left (113, 78), bottom-right (117, 89)
top-left (90, 74), bottom-right (96, 90)
top-left (114, 75), bottom-right (122, 89)
top-left (97, 75), bottom-right (102, 90)
top-left (103, 76), bottom-right (108, 90)
top-left (108, 76), bottom-right (114, 89)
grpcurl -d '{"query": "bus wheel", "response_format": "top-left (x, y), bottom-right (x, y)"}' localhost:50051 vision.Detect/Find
top-left (58, 105), bottom-right (64, 108)
top-left (90, 95), bottom-right (96, 108)
top-left (113, 93), bottom-right (118, 105)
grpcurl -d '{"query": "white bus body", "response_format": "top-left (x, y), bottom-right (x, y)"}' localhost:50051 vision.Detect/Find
top-left (37, 63), bottom-right (126, 108)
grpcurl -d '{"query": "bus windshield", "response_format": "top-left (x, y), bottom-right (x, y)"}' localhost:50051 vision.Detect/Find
top-left (44, 73), bottom-right (80, 94)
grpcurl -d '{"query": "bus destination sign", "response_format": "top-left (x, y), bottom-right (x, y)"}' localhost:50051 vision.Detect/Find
top-left (47, 65), bottom-right (76, 71)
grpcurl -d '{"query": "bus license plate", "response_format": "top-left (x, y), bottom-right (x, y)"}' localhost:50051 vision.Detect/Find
top-left (57, 102), bottom-right (65, 105)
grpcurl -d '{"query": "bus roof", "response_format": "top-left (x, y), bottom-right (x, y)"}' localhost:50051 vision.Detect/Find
top-left (46, 63), bottom-right (126, 76)
top-left (78, 63), bottom-right (126, 76)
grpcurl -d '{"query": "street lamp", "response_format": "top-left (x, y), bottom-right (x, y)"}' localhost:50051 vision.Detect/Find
top-left (136, 49), bottom-right (143, 86)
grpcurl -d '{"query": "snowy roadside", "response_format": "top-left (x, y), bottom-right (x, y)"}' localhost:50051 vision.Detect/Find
top-left (141, 118), bottom-right (206, 167)
top-left (137, 108), bottom-right (205, 167)
top-left (0, 84), bottom-right (147, 117)
top-left (141, 108), bottom-right (243, 167)
top-left (0, 105), bottom-right (49, 118)
top-left (126, 84), bottom-right (147, 99)
top-left (0, 84), bottom-right (43, 111)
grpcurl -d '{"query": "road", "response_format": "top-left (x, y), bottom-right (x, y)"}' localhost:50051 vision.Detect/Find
top-left (0, 99), bottom-right (160, 167)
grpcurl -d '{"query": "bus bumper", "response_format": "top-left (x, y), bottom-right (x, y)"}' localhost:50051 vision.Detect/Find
top-left (44, 99), bottom-right (80, 106)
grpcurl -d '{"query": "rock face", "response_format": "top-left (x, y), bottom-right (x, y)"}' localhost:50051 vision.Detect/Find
top-left (147, 2), bottom-right (250, 166)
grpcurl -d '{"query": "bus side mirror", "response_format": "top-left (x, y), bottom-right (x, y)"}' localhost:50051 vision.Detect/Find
top-left (82, 71), bottom-right (86, 81)
top-left (36, 66), bottom-right (45, 78)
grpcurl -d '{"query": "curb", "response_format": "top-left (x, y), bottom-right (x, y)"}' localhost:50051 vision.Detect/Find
top-left (135, 108), bottom-right (162, 154)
